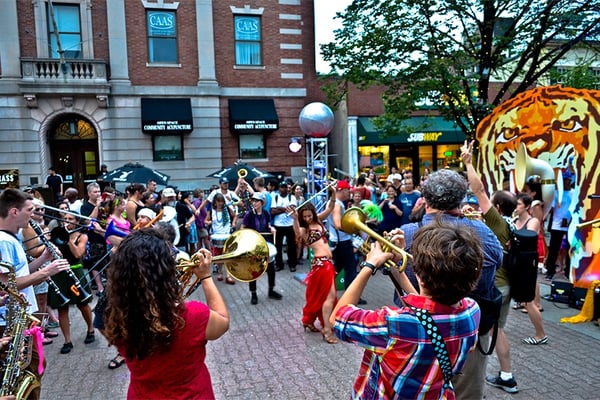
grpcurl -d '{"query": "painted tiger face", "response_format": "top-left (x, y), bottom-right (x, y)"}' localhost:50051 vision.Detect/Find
top-left (476, 85), bottom-right (600, 287)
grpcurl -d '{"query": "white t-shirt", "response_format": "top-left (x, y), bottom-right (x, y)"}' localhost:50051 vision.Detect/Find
top-left (0, 231), bottom-right (38, 323)
top-left (271, 193), bottom-right (297, 227)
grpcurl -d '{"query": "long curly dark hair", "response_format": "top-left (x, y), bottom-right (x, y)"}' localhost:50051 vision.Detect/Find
top-left (103, 229), bottom-right (185, 360)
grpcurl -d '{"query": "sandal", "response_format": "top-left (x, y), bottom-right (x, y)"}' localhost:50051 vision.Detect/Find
top-left (302, 323), bottom-right (321, 333)
top-left (512, 302), bottom-right (524, 310)
top-left (521, 307), bottom-right (544, 314)
top-left (42, 337), bottom-right (53, 345)
top-left (321, 329), bottom-right (338, 344)
top-left (521, 336), bottom-right (548, 345)
top-left (225, 277), bottom-right (235, 285)
top-left (108, 354), bottom-right (126, 370)
top-left (217, 275), bottom-right (223, 281)
top-left (44, 330), bottom-right (59, 338)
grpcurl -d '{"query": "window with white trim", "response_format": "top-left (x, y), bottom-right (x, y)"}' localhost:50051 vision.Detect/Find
top-left (47, 3), bottom-right (82, 59)
top-left (234, 15), bottom-right (262, 66)
top-left (147, 10), bottom-right (178, 63)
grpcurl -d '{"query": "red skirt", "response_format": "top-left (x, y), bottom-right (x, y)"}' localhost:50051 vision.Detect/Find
top-left (302, 257), bottom-right (336, 328)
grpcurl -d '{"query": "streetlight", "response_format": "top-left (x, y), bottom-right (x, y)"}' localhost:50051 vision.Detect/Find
top-left (288, 137), bottom-right (302, 153)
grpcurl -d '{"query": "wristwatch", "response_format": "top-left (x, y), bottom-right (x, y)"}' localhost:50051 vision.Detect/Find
top-left (360, 261), bottom-right (377, 275)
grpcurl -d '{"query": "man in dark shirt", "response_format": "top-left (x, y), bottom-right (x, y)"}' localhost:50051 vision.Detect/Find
top-left (80, 182), bottom-right (107, 295)
top-left (45, 166), bottom-right (63, 204)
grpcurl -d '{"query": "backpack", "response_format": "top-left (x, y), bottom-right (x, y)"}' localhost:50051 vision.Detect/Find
top-left (504, 218), bottom-right (539, 303)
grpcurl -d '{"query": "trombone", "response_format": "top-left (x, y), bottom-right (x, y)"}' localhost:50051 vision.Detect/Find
top-left (176, 229), bottom-right (269, 298)
top-left (287, 179), bottom-right (337, 216)
top-left (34, 204), bottom-right (106, 227)
top-left (341, 207), bottom-right (412, 272)
top-left (576, 218), bottom-right (600, 229)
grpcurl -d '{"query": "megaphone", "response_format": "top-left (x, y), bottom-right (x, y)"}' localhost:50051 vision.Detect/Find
top-left (515, 143), bottom-right (562, 216)
top-left (104, 220), bottom-right (129, 240)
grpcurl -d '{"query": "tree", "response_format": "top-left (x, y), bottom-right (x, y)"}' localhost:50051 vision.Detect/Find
top-left (321, 0), bottom-right (600, 138)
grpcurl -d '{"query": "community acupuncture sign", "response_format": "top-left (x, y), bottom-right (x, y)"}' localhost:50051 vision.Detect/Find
top-left (141, 98), bottom-right (193, 134)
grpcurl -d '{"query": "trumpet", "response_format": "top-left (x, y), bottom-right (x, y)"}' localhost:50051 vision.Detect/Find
top-left (238, 168), bottom-right (248, 179)
top-left (176, 229), bottom-right (269, 298)
top-left (341, 207), bottom-right (412, 272)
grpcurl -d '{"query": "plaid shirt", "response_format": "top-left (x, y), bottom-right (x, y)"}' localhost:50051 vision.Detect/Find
top-left (333, 294), bottom-right (480, 400)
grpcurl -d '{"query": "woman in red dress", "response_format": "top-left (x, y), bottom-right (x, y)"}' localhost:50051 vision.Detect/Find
top-left (292, 195), bottom-right (336, 343)
top-left (103, 229), bottom-right (229, 399)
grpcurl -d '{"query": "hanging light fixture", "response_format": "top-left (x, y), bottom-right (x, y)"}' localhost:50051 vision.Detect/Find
top-left (288, 137), bottom-right (302, 153)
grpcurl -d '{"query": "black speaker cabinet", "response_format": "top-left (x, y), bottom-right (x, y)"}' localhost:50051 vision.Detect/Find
top-left (548, 280), bottom-right (573, 304)
top-left (570, 287), bottom-right (588, 309)
top-left (594, 287), bottom-right (600, 320)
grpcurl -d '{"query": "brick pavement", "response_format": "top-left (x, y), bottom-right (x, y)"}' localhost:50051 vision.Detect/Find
top-left (40, 264), bottom-right (600, 400)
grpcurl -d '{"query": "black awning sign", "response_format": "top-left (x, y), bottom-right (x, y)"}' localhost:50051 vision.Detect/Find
top-left (141, 98), bottom-right (193, 134)
top-left (229, 99), bottom-right (279, 134)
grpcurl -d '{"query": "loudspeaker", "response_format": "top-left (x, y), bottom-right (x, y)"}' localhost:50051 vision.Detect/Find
top-left (546, 280), bottom-right (573, 304)
top-left (570, 287), bottom-right (588, 309)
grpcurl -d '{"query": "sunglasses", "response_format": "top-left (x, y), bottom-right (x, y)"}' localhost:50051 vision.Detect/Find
top-left (34, 208), bottom-right (45, 212)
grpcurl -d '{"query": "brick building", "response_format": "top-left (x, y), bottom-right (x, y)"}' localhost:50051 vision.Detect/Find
top-left (0, 0), bottom-right (323, 199)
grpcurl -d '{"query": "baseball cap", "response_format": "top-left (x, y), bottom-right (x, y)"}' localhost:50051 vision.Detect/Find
top-left (219, 177), bottom-right (229, 184)
top-left (279, 181), bottom-right (289, 188)
top-left (137, 208), bottom-right (156, 220)
top-left (337, 180), bottom-right (352, 190)
top-left (251, 192), bottom-right (265, 203)
top-left (162, 187), bottom-right (176, 197)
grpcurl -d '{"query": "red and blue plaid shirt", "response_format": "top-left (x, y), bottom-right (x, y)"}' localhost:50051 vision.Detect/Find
top-left (333, 294), bottom-right (480, 400)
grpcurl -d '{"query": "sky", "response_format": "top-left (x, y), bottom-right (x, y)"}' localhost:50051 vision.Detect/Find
top-left (314, 0), bottom-right (353, 73)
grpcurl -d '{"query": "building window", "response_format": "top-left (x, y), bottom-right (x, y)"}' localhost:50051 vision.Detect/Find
top-left (147, 10), bottom-right (178, 64)
top-left (47, 3), bottom-right (82, 59)
top-left (239, 135), bottom-right (266, 159)
top-left (234, 15), bottom-right (262, 65)
top-left (153, 135), bottom-right (184, 161)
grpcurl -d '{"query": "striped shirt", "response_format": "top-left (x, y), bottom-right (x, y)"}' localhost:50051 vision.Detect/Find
top-left (333, 294), bottom-right (480, 400)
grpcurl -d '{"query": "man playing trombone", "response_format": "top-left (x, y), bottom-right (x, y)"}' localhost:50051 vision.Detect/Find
top-left (80, 182), bottom-right (107, 296)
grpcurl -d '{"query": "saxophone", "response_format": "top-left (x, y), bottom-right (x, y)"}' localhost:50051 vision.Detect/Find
top-left (0, 261), bottom-right (41, 400)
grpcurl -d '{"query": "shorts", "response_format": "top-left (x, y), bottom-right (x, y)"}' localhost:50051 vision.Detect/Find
top-left (197, 227), bottom-right (209, 239)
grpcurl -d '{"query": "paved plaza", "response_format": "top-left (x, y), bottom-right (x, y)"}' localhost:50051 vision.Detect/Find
top-left (39, 264), bottom-right (600, 400)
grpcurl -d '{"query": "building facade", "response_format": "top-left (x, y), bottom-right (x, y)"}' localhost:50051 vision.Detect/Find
top-left (0, 0), bottom-right (321, 199)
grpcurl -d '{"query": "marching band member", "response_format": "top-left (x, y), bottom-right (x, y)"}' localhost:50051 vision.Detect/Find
top-left (104, 229), bottom-right (229, 399)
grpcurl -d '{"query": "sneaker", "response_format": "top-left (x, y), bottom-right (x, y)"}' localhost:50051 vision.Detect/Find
top-left (84, 331), bottom-right (95, 344)
top-left (47, 321), bottom-right (59, 329)
top-left (485, 373), bottom-right (519, 393)
top-left (358, 298), bottom-right (367, 305)
top-left (251, 292), bottom-right (258, 305)
top-left (268, 290), bottom-right (282, 300)
top-left (60, 342), bottom-right (73, 354)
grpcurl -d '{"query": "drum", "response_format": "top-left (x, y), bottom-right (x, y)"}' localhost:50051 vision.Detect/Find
top-left (211, 233), bottom-right (230, 249)
top-left (267, 242), bottom-right (277, 264)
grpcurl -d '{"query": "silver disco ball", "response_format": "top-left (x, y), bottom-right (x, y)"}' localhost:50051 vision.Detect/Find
top-left (298, 102), bottom-right (334, 138)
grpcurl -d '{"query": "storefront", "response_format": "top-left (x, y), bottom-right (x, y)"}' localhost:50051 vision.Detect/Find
top-left (357, 116), bottom-right (466, 181)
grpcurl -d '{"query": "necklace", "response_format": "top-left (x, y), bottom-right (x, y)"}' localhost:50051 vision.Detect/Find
top-left (215, 209), bottom-right (223, 224)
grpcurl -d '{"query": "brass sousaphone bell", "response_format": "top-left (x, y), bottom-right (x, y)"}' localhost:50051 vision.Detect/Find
top-left (177, 229), bottom-right (269, 298)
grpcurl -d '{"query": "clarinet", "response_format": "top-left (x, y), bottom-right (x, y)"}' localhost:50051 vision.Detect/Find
top-left (28, 220), bottom-right (92, 303)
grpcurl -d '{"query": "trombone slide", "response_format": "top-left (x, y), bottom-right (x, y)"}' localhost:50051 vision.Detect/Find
top-left (576, 218), bottom-right (600, 229)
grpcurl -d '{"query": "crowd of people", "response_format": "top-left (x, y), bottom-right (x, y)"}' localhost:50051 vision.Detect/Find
top-left (0, 150), bottom-right (574, 399)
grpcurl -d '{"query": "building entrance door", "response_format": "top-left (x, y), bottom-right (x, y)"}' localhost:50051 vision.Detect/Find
top-left (48, 116), bottom-right (100, 196)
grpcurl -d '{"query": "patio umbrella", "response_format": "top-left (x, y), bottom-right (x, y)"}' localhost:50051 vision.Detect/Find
top-left (208, 162), bottom-right (274, 183)
top-left (102, 163), bottom-right (170, 185)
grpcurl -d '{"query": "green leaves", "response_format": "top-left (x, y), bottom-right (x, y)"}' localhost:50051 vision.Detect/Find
top-left (321, 0), bottom-right (600, 137)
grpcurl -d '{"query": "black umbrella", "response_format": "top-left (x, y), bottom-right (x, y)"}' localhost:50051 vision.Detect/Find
top-left (102, 163), bottom-right (170, 185)
top-left (208, 162), bottom-right (274, 183)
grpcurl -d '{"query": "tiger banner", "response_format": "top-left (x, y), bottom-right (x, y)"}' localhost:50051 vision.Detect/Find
top-left (475, 85), bottom-right (600, 289)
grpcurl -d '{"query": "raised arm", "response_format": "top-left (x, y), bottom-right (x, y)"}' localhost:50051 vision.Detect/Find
top-left (461, 140), bottom-right (493, 214)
